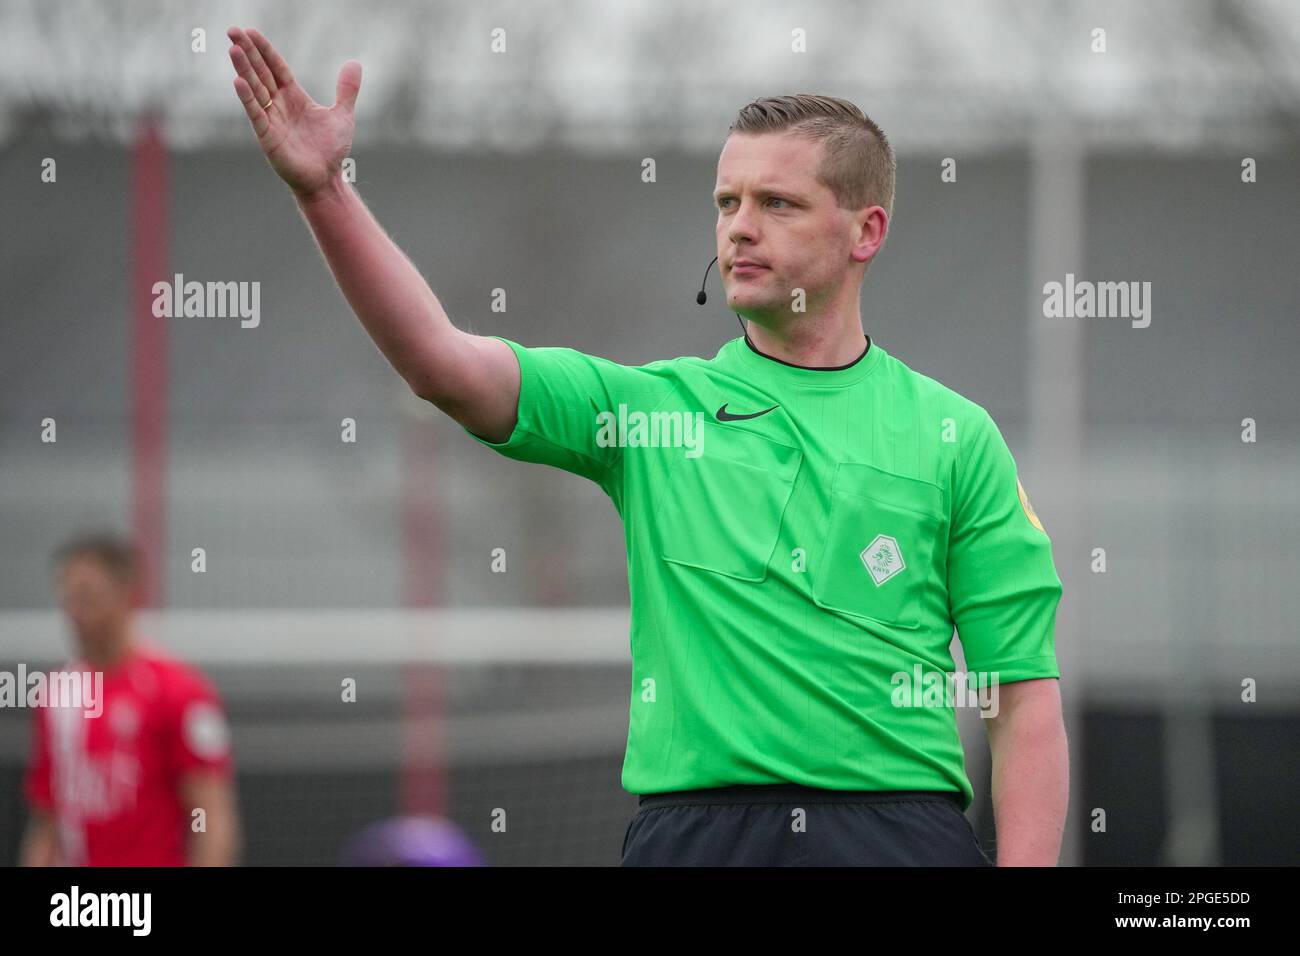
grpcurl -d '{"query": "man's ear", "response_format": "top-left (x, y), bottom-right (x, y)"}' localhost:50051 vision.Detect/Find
top-left (851, 205), bottom-right (888, 263)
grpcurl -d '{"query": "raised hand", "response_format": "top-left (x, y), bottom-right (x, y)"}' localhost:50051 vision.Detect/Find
top-left (227, 27), bottom-right (362, 199)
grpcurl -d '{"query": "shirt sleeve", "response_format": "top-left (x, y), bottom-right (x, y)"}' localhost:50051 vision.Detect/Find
top-left (167, 669), bottom-right (234, 778)
top-left (462, 336), bottom-right (670, 500)
top-left (23, 707), bottom-right (53, 810)
top-left (947, 408), bottom-right (1063, 682)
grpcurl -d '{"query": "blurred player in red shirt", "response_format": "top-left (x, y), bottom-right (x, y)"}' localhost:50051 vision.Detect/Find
top-left (19, 533), bottom-right (241, 866)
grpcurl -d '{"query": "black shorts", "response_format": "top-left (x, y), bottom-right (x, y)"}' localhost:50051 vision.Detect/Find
top-left (620, 784), bottom-right (994, 866)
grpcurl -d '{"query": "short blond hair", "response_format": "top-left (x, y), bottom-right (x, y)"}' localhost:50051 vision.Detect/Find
top-left (729, 93), bottom-right (895, 220)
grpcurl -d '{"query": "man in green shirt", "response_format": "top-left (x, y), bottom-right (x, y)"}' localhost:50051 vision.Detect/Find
top-left (229, 26), bottom-right (1069, 865)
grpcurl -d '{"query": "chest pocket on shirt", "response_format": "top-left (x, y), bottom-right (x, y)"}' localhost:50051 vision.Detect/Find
top-left (654, 421), bottom-right (803, 582)
top-left (811, 462), bottom-right (946, 629)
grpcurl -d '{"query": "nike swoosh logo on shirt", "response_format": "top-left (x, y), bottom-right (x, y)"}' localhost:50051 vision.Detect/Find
top-left (716, 403), bottom-right (780, 422)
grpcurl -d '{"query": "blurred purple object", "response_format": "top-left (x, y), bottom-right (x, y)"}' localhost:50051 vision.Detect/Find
top-left (340, 815), bottom-right (486, 867)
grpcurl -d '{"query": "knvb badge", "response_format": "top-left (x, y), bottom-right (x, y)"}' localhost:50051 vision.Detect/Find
top-left (861, 534), bottom-right (905, 586)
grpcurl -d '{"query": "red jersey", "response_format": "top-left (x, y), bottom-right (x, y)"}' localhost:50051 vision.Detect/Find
top-left (24, 641), bottom-right (234, 866)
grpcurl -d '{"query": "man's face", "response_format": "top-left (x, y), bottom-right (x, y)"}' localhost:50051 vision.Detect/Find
top-left (58, 556), bottom-right (131, 653)
top-left (713, 131), bottom-right (871, 323)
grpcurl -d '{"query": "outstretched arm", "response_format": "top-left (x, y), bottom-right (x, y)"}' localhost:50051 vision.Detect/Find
top-left (226, 26), bottom-right (520, 443)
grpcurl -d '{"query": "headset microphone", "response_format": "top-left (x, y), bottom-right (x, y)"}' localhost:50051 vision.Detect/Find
top-left (695, 255), bottom-right (719, 305)
top-left (695, 254), bottom-right (752, 344)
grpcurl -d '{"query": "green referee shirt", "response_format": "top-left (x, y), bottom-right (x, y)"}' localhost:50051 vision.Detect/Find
top-left (465, 332), bottom-right (1062, 810)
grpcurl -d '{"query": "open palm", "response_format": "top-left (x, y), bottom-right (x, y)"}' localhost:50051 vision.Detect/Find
top-left (227, 27), bottom-right (361, 198)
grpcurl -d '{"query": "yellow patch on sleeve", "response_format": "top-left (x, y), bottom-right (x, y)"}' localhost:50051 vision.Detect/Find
top-left (1017, 476), bottom-right (1045, 532)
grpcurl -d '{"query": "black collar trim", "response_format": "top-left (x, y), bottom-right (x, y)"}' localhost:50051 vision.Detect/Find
top-left (744, 333), bottom-right (871, 371)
